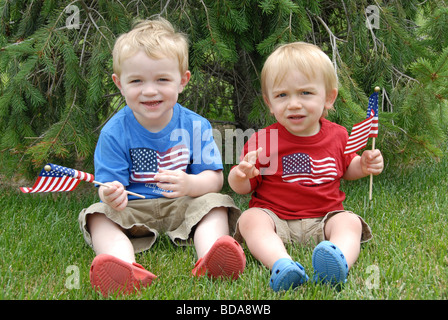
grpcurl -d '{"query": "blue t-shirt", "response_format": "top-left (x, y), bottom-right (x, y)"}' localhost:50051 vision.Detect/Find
top-left (94, 103), bottom-right (223, 199)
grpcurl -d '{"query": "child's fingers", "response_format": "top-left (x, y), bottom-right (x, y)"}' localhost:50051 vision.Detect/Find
top-left (253, 167), bottom-right (260, 177)
top-left (111, 192), bottom-right (128, 210)
top-left (246, 147), bottom-right (263, 164)
top-left (366, 149), bottom-right (381, 161)
top-left (101, 182), bottom-right (127, 210)
top-left (101, 183), bottom-right (118, 196)
top-left (237, 161), bottom-right (255, 176)
top-left (253, 147), bottom-right (263, 160)
top-left (367, 167), bottom-right (382, 176)
top-left (364, 150), bottom-right (384, 175)
top-left (154, 169), bottom-right (172, 181)
top-left (154, 172), bottom-right (174, 183)
top-left (161, 190), bottom-right (178, 198)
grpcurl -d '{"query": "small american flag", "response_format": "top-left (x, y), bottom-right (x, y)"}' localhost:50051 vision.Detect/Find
top-left (20, 163), bottom-right (94, 193)
top-left (130, 145), bottom-right (189, 183)
top-left (282, 153), bottom-right (337, 186)
top-left (344, 91), bottom-right (379, 154)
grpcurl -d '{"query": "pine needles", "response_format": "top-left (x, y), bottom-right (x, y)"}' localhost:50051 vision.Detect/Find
top-left (1, 0), bottom-right (448, 177)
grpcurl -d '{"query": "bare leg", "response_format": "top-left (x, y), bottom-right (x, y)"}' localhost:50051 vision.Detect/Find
top-left (238, 208), bottom-right (291, 269)
top-left (324, 211), bottom-right (363, 268)
top-left (87, 213), bottom-right (135, 264)
top-left (193, 207), bottom-right (229, 258)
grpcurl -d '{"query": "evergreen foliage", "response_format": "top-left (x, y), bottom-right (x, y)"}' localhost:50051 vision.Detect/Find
top-left (1, 0), bottom-right (447, 178)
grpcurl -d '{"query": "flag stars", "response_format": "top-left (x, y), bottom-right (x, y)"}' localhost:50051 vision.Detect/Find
top-left (130, 148), bottom-right (158, 173)
top-left (283, 153), bottom-right (312, 175)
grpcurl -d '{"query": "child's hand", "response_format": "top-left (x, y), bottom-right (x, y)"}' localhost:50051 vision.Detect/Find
top-left (234, 147), bottom-right (263, 180)
top-left (100, 181), bottom-right (128, 211)
top-left (361, 149), bottom-right (384, 176)
top-left (155, 169), bottom-right (192, 198)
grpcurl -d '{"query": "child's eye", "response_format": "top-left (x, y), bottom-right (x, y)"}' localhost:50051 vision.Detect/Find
top-left (276, 93), bottom-right (287, 98)
top-left (302, 91), bottom-right (312, 95)
top-left (158, 78), bottom-right (170, 82)
top-left (130, 79), bottom-right (141, 83)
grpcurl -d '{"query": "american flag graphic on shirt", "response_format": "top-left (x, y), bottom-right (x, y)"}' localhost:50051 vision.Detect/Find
top-left (129, 145), bottom-right (189, 183)
top-left (282, 153), bottom-right (337, 186)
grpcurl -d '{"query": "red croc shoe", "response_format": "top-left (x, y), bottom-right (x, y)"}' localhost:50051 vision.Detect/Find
top-left (192, 235), bottom-right (246, 280)
top-left (90, 254), bottom-right (156, 297)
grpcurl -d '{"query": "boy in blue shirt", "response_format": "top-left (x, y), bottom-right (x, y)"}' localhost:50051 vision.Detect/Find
top-left (79, 18), bottom-right (245, 297)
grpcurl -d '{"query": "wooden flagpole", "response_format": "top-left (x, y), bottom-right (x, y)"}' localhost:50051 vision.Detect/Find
top-left (93, 180), bottom-right (145, 199)
top-left (369, 86), bottom-right (380, 201)
top-left (369, 137), bottom-right (375, 201)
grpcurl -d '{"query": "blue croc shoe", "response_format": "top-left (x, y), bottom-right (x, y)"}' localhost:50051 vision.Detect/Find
top-left (269, 258), bottom-right (309, 292)
top-left (312, 241), bottom-right (348, 285)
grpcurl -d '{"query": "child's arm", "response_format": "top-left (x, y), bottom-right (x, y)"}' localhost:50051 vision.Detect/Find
top-left (343, 149), bottom-right (384, 180)
top-left (228, 147), bottom-right (262, 194)
top-left (155, 169), bottom-right (223, 198)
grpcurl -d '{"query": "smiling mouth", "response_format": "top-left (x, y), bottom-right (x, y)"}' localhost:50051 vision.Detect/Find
top-left (288, 115), bottom-right (305, 120)
top-left (142, 101), bottom-right (162, 108)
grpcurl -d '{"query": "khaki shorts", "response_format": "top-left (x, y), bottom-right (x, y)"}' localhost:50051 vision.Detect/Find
top-left (78, 193), bottom-right (241, 253)
top-left (234, 209), bottom-right (372, 247)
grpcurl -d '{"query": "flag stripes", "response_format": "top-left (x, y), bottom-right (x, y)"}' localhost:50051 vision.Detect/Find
top-left (344, 91), bottom-right (379, 155)
top-left (20, 163), bottom-right (93, 193)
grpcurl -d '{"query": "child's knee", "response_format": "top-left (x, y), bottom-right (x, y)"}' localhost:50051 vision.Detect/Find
top-left (325, 211), bottom-right (362, 235)
top-left (238, 208), bottom-right (273, 235)
top-left (341, 211), bottom-right (363, 230)
top-left (238, 209), bottom-right (258, 230)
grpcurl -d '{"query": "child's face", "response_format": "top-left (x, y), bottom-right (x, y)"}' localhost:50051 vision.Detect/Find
top-left (264, 69), bottom-right (337, 137)
top-left (112, 50), bottom-right (190, 132)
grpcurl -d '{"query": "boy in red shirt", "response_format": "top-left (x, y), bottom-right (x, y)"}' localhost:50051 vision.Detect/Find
top-left (228, 42), bottom-right (383, 291)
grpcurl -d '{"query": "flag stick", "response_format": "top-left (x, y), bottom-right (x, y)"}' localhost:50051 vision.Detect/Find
top-left (369, 137), bottom-right (375, 201)
top-left (93, 181), bottom-right (146, 199)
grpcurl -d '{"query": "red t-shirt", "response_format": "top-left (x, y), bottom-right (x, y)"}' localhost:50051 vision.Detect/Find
top-left (240, 118), bottom-right (357, 220)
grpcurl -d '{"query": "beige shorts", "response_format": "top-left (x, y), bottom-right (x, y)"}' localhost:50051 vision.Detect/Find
top-left (234, 209), bottom-right (372, 247)
top-left (78, 193), bottom-right (241, 253)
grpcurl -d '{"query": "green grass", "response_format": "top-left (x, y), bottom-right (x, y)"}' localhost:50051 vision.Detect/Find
top-left (1, 156), bottom-right (448, 300)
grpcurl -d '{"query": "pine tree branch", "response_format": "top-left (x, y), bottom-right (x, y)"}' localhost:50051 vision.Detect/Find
top-left (78, 0), bottom-right (112, 51)
top-left (199, 0), bottom-right (215, 43)
top-left (340, 0), bottom-right (352, 42)
top-left (392, 66), bottom-right (419, 85)
top-left (311, 13), bottom-right (345, 75)
top-left (79, 22), bottom-right (91, 68)
top-left (159, 0), bottom-right (172, 16)
top-left (94, 95), bottom-right (125, 133)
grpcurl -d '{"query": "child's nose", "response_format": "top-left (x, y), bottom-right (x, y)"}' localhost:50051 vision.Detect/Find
top-left (142, 83), bottom-right (157, 96)
top-left (288, 97), bottom-right (302, 109)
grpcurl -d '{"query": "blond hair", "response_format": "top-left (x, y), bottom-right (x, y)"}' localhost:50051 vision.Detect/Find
top-left (261, 42), bottom-right (338, 115)
top-left (112, 17), bottom-right (188, 77)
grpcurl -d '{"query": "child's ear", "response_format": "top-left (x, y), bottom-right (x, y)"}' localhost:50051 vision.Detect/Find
top-left (112, 74), bottom-right (123, 92)
top-left (325, 88), bottom-right (338, 110)
top-left (179, 70), bottom-right (191, 93)
top-left (263, 95), bottom-right (274, 114)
